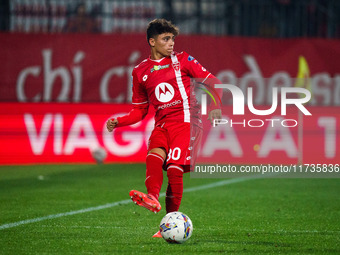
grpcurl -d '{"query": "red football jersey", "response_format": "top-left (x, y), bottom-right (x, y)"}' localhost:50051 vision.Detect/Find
top-left (132, 51), bottom-right (214, 125)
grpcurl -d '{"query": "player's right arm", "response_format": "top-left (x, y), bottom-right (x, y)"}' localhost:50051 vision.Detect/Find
top-left (106, 69), bottom-right (149, 132)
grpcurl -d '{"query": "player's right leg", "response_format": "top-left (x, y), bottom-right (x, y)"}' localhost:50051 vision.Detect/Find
top-left (145, 148), bottom-right (167, 200)
top-left (151, 163), bottom-right (185, 238)
top-left (129, 190), bottom-right (161, 213)
top-left (130, 126), bottom-right (168, 213)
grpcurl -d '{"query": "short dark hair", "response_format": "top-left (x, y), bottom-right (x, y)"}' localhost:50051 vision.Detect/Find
top-left (146, 19), bottom-right (179, 45)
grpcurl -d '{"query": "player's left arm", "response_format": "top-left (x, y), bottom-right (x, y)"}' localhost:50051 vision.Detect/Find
top-left (183, 52), bottom-right (223, 123)
top-left (207, 108), bottom-right (222, 124)
top-left (201, 74), bottom-right (222, 124)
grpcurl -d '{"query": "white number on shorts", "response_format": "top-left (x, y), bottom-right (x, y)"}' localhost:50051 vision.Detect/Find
top-left (168, 147), bottom-right (181, 161)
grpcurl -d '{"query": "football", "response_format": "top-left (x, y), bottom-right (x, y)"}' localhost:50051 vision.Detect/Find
top-left (159, 211), bottom-right (193, 244)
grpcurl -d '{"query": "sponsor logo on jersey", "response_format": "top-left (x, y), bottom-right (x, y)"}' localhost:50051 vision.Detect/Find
top-left (150, 64), bottom-right (170, 73)
top-left (155, 82), bottom-right (175, 103)
top-left (188, 55), bottom-right (195, 61)
top-left (158, 100), bottom-right (182, 110)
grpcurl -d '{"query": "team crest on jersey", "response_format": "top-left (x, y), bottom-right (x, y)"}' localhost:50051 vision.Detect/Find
top-left (155, 83), bottom-right (174, 103)
top-left (172, 62), bottom-right (180, 72)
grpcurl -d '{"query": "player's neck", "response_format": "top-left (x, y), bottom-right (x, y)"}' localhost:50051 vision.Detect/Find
top-left (150, 50), bottom-right (168, 61)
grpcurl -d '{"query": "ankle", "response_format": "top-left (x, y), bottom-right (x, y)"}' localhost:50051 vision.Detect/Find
top-left (148, 193), bottom-right (159, 201)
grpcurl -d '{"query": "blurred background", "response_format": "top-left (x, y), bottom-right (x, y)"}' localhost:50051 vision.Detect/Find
top-left (1, 0), bottom-right (339, 37)
top-left (0, 0), bottom-right (339, 165)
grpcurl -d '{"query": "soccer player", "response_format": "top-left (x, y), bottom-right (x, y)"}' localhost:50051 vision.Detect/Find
top-left (106, 19), bottom-right (222, 237)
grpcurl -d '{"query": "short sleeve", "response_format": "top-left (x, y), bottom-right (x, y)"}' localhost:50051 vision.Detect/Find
top-left (182, 52), bottom-right (212, 81)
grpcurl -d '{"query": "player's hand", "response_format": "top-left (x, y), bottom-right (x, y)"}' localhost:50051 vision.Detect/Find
top-left (208, 109), bottom-right (222, 126)
top-left (106, 118), bottom-right (118, 132)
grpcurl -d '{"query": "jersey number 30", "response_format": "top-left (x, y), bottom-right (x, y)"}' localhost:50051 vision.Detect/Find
top-left (167, 147), bottom-right (181, 161)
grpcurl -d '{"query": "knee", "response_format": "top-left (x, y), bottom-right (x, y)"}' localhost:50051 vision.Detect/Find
top-left (148, 148), bottom-right (167, 160)
top-left (167, 164), bottom-right (184, 178)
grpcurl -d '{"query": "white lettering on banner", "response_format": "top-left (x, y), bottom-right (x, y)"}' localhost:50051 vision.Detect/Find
top-left (43, 49), bottom-right (71, 102)
top-left (100, 67), bottom-right (125, 103)
top-left (54, 114), bottom-right (63, 155)
top-left (71, 52), bottom-right (85, 102)
top-left (267, 72), bottom-right (291, 103)
top-left (63, 114), bottom-right (100, 154)
top-left (24, 113), bottom-right (100, 155)
top-left (100, 51), bottom-right (141, 103)
top-left (335, 76), bottom-right (340, 106)
top-left (17, 67), bottom-right (41, 102)
top-left (103, 116), bottom-right (144, 156)
top-left (14, 49), bottom-right (340, 105)
top-left (24, 114), bottom-right (53, 155)
top-left (17, 111), bottom-right (338, 162)
top-left (23, 111), bottom-right (154, 158)
top-left (216, 56), bottom-right (340, 106)
top-left (16, 49), bottom-right (85, 102)
top-left (126, 51), bottom-right (141, 103)
top-left (202, 117), bottom-right (299, 158)
top-left (240, 55), bottom-right (265, 105)
top-left (310, 73), bottom-right (332, 105)
top-left (318, 117), bottom-right (337, 158)
top-left (257, 117), bottom-right (298, 158)
top-left (201, 116), bottom-right (243, 157)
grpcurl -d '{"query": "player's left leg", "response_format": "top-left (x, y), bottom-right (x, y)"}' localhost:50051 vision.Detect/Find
top-left (130, 126), bottom-right (168, 214)
top-left (152, 164), bottom-right (185, 238)
top-left (165, 164), bottom-right (184, 213)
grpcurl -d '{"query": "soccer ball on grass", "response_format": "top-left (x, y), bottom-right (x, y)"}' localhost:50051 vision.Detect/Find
top-left (159, 211), bottom-right (193, 244)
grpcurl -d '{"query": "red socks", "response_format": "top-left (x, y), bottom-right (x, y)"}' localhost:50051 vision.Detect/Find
top-left (166, 164), bottom-right (184, 213)
top-left (145, 154), bottom-right (184, 212)
top-left (145, 153), bottom-right (164, 200)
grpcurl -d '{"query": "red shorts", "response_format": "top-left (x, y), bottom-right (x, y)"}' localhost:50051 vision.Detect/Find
top-left (148, 121), bottom-right (202, 172)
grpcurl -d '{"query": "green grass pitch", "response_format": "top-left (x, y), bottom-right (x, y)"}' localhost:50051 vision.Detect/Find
top-left (0, 164), bottom-right (339, 254)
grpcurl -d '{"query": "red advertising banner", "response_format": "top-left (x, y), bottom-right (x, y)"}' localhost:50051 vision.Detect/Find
top-left (0, 103), bottom-right (338, 165)
top-left (1, 34), bottom-right (340, 105)
top-left (0, 103), bottom-right (154, 164)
